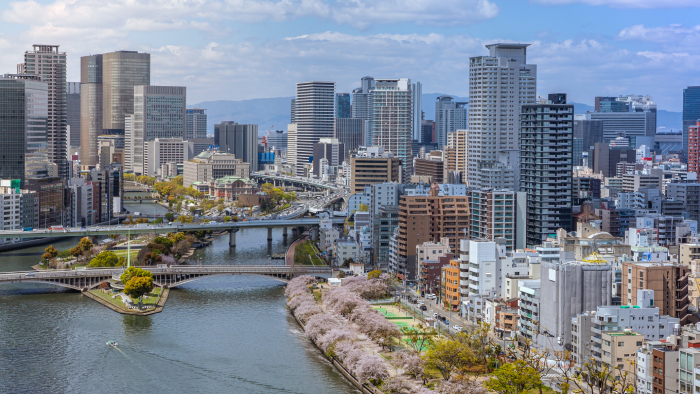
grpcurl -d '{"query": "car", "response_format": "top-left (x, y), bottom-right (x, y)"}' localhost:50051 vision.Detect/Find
top-left (453, 325), bottom-right (463, 332)
top-left (25, 272), bottom-right (36, 277)
top-left (432, 313), bottom-right (438, 319)
top-left (420, 305), bottom-right (427, 311)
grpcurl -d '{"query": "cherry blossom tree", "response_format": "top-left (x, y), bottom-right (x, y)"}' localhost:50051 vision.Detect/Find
top-left (395, 350), bottom-right (428, 383)
top-left (355, 354), bottom-right (389, 384)
top-left (318, 328), bottom-right (355, 354)
top-left (305, 313), bottom-right (340, 341)
top-left (381, 377), bottom-right (413, 394)
top-left (437, 375), bottom-right (487, 394)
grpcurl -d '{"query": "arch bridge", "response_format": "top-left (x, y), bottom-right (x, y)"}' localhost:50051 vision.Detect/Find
top-left (0, 265), bottom-right (332, 292)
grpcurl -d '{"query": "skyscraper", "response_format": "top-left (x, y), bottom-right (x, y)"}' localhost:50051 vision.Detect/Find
top-left (186, 108), bottom-right (207, 139)
top-left (79, 54), bottom-right (103, 166)
top-left (19, 45), bottom-right (67, 178)
top-left (435, 95), bottom-right (467, 149)
top-left (335, 93), bottom-right (350, 118)
top-left (520, 94), bottom-right (573, 247)
top-left (352, 76), bottom-right (375, 147)
top-left (372, 78), bottom-right (413, 183)
top-left (683, 87), bottom-right (700, 160)
top-left (215, 121), bottom-right (259, 171)
top-left (129, 86), bottom-right (186, 175)
top-left (0, 74), bottom-right (49, 184)
top-left (102, 51), bottom-right (150, 134)
top-left (294, 81), bottom-right (335, 175)
top-left (467, 43), bottom-right (537, 190)
top-left (66, 82), bottom-right (81, 152)
top-left (290, 99), bottom-right (296, 124)
top-left (412, 81), bottom-right (422, 142)
top-left (334, 118), bottom-right (364, 158)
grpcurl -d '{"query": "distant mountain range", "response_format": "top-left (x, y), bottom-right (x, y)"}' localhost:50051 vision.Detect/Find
top-left (191, 94), bottom-right (683, 136)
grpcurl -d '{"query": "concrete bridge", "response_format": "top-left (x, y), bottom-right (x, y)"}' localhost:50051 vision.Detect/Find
top-left (251, 172), bottom-right (345, 192)
top-left (0, 217), bottom-right (345, 247)
top-left (0, 265), bottom-right (332, 291)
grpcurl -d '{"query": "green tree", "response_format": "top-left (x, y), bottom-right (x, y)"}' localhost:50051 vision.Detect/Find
top-left (69, 245), bottom-right (83, 258)
top-left (88, 251), bottom-right (119, 267)
top-left (177, 215), bottom-right (193, 224)
top-left (153, 236), bottom-right (174, 248)
top-left (223, 216), bottom-right (231, 222)
top-left (42, 245), bottom-right (58, 262)
top-left (173, 175), bottom-right (183, 186)
top-left (367, 269), bottom-right (382, 280)
top-left (135, 217), bottom-right (149, 224)
top-left (169, 232), bottom-right (186, 242)
top-left (120, 266), bottom-right (153, 284)
top-left (165, 212), bottom-right (175, 222)
top-left (422, 337), bottom-right (473, 380)
top-left (124, 276), bottom-right (154, 299)
top-left (78, 237), bottom-right (93, 252)
top-left (484, 361), bottom-right (542, 394)
top-left (401, 325), bottom-right (436, 353)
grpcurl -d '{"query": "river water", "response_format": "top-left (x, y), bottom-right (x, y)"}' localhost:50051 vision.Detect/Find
top-left (0, 230), bottom-right (359, 394)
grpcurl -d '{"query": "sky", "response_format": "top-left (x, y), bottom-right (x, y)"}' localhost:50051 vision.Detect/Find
top-left (0, 0), bottom-right (698, 111)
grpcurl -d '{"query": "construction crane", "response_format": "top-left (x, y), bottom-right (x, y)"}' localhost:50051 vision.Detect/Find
top-left (262, 125), bottom-right (274, 149)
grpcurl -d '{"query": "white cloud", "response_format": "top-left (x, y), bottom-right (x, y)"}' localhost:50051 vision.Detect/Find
top-left (533, 0), bottom-right (700, 9)
top-left (618, 24), bottom-right (700, 44)
top-left (531, 0), bottom-right (699, 8)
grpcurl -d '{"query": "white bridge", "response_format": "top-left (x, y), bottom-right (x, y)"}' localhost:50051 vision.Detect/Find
top-left (0, 265), bottom-right (332, 291)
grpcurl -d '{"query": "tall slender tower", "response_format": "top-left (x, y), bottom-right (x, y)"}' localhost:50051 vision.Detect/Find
top-left (102, 51), bottom-right (151, 134)
top-left (352, 76), bottom-right (375, 146)
top-left (79, 54), bottom-right (103, 166)
top-left (19, 45), bottom-right (67, 177)
top-left (467, 43), bottom-right (537, 190)
top-left (435, 95), bottom-right (467, 149)
top-left (294, 81), bottom-right (335, 175)
top-left (412, 81), bottom-right (422, 142)
top-left (371, 78), bottom-right (413, 183)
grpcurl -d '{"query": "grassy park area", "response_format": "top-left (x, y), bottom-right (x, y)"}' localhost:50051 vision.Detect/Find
top-left (89, 287), bottom-right (163, 311)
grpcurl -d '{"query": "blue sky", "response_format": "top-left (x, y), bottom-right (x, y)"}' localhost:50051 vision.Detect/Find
top-left (0, 0), bottom-right (698, 111)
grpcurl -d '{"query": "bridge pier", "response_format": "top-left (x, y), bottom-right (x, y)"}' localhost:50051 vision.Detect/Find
top-left (267, 227), bottom-right (273, 242)
top-left (229, 229), bottom-right (239, 248)
top-left (291, 227), bottom-right (298, 237)
top-left (311, 227), bottom-right (319, 242)
top-left (282, 227), bottom-right (288, 238)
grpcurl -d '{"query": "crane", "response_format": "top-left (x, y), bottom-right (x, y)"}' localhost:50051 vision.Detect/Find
top-left (262, 125), bottom-right (274, 149)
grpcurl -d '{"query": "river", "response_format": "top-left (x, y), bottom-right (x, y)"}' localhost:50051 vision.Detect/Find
top-left (0, 230), bottom-right (359, 394)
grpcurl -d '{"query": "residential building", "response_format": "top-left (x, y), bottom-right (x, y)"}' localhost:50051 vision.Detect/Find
top-left (434, 96), bottom-right (467, 149)
top-left (334, 237), bottom-right (360, 263)
top-left (294, 81), bottom-right (335, 174)
top-left (679, 347), bottom-right (700, 394)
top-left (372, 78), bottom-right (413, 182)
top-left (412, 81), bottom-right (422, 142)
top-left (520, 94), bottom-right (574, 247)
top-left (19, 45), bottom-right (67, 178)
top-left (444, 130), bottom-right (467, 181)
top-left (320, 225), bottom-right (340, 252)
top-left (214, 121), bottom-right (259, 171)
top-left (653, 344), bottom-right (680, 394)
top-left (622, 261), bottom-right (691, 324)
top-left (335, 92), bottom-right (350, 118)
top-left (66, 82), bottom-right (80, 151)
top-left (0, 74), bottom-right (50, 184)
top-left (350, 147), bottom-right (401, 194)
top-left (414, 158), bottom-right (444, 184)
top-left (467, 43), bottom-right (536, 189)
top-left (391, 184), bottom-right (470, 281)
top-left (596, 331), bottom-right (644, 377)
top-left (352, 76), bottom-right (375, 147)
top-left (592, 291), bottom-right (680, 341)
top-left (667, 183), bottom-right (700, 221)
top-left (182, 152), bottom-right (251, 188)
top-left (468, 188), bottom-right (521, 251)
top-left (620, 172), bottom-right (662, 192)
top-left (186, 108), bottom-right (207, 139)
top-left (517, 279), bottom-right (541, 345)
top-left (445, 259), bottom-right (461, 310)
top-left (683, 86), bottom-right (700, 158)
top-left (313, 138), bottom-right (344, 178)
top-left (129, 86), bottom-right (186, 175)
top-left (373, 205), bottom-right (400, 269)
top-left (0, 181), bottom-right (38, 245)
top-left (416, 239), bottom-right (451, 293)
top-left (144, 138), bottom-right (193, 177)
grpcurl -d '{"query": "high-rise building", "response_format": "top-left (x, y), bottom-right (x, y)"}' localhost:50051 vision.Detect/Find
top-left (294, 82), bottom-right (335, 175)
top-left (214, 121), bottom-right (259, 171)
top-left (312, 138), bottom-right (344, 177)
top-left (186, 108), bottom-right (207, 139)
top-left (267, 130), bottom-right (287, 151)
top-left (622, 261), bottom-right (691, 325)
top-left (467, 43), bottom-right (536, 189)
top-left (19, 45), bottom-right (67, 177)
top-left (688, 121), bottom-right (700, 174)
top-left (290, 99), bottom-right (296, 124)
top-left (684, 87), bottom-right (700, 159)
top-left (129, 86), bottom-right (186, 175)
top-left (352, 76), bottom-right (375, 147)
top-left (444, 130), bottom-right (468, 181)
top-left (421, 119), bottom-right (434, 144)
top-left (79, 54), bottom-right (103, 166)
top-left (0, 75), bottom-right (50, 184)
top-left (586, 111), bottom-right (655, 142)
top-left (66, 82), bottom-right (81, 152)
top-left (102, 51), bottom-right (150, 134)
top-left (334, 118), bottom-right (364, 158)
top-left (412, 81), bottom-right (422, 142)
top-left (468, 188), bottom-right (520, 251)
top-left (372, 78), bottom-right (413, 183)
top-left (350, 147), bottom-right (401, 194)
top-left (435, 96), bottom-right (467, 149)
top-left (144, 138), bottom-right (193, 177)
top-left (596, 97), bottom-right (628, 113)
top-left (520, 93), bottom-right (573, 247)
top-left (574, 117), bottom-right (604, 165)
top-left (335, 93), bottom-right (350, 118)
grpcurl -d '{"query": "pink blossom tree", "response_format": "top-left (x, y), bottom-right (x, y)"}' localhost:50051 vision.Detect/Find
top-left (305, 313), bottom-right (340, 341)
top-left (355, 354), bottom-right (389, 384)
top-left (318, 328), bottom-right (355, 354)
top-left (381, 377), bottom-right (413, 394)
top-left (395, 350), bottom-right (427, 383)
top-left (437, 376), bottom-right (487, 394)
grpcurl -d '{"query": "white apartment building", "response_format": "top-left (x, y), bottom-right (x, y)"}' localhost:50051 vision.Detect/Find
top-left (517, 279), bottom-right (541, 343)
top-left (371, 78), bottom-right (413, 183)
top-left (462, 239), bottom-right (528, 297)
top-left (144, 138), bottom-right (193, 177)
top-left (467, 43), bottom-right (536, 189)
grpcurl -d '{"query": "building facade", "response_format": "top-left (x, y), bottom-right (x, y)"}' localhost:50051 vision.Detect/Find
top-left (434, 96), bottom-right (467, 149)
top-left (214, 121), bottom-right (259, 171)
top-left (186, 108), bottom-right (207, 140)
top-left (334, 118), bottom-right (363, 158)
top-left (294, 81), bottom-right (335, 174)
top-left (182, 152), bottom-right (251, 188)
top-left (371, 78), bottom-right (413, 183)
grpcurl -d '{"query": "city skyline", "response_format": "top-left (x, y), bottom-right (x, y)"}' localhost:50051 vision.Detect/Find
top-left (0, 0), bottom-right (696, 110)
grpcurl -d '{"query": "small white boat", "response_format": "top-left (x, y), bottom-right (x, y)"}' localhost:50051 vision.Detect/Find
top-left (106, 341), bottom-right (118, 347)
